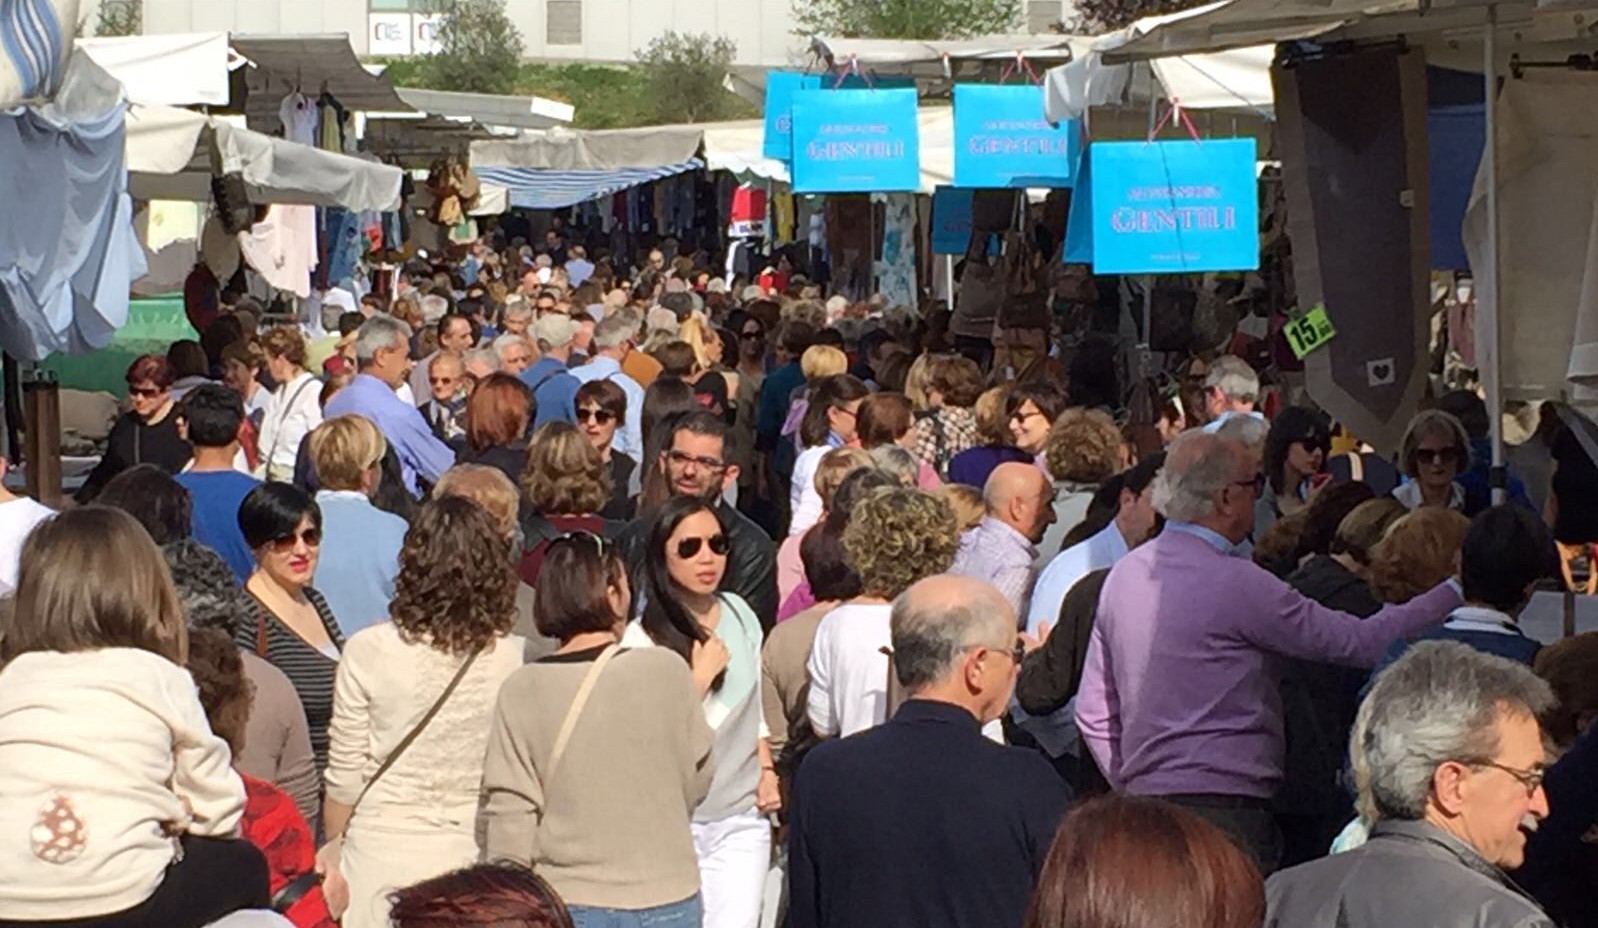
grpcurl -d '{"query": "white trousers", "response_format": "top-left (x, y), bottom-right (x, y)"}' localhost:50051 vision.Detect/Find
top-left (692, 810), bottom-right (771, 928)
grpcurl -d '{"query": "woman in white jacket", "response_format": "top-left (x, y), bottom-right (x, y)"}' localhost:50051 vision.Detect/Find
top-left (0, 506), bottom-right (265, 928)
top-left (257, 326), bottom-right (324, 482)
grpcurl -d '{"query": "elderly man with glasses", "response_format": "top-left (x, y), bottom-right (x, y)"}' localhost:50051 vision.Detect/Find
top-left (1265, 641), bottom-right (1556, 927)
top-left (1075, 430), bottom-right (1461, 873)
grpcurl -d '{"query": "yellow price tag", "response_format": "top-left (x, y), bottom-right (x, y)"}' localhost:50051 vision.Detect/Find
top-left (1284, 305), bottom-right (1337, 360)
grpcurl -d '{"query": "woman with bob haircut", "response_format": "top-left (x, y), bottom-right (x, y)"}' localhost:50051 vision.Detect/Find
top-left (621, 496), bottom-right (779, 928)
top-left (458, 373), bottom-right (536, 486)
top-left (308, 415), bottom-right (409, 639)
top-left (574, 378), bottom-right (635, 520)
top-left (319, 497), bottom-right (525, 928)
top-left (77, 354), bottom-right (193, 502)
top-left (1392, 408), bottom-right (1471, 512)
top-left (257, 325), bottom-right (323, 482)
top-left (481, 532), bottom-right (714, 928)
top-left (788, 374), bottom-right (871, 537)
top-left (519, 422), bottom-right (619, 587)
top-left (1257, 406), bottom-right (1333, 534)
top-left (1024, 794), bottom-right (1263, 928)
top-left (1038, 407), bottom-right (1126, 564)
top-left (0, 506), bottom-right (268, 927)
top-left (235, 482), bottom-right (344, 774)
top-left (856, 392), bottom-right (940, 490)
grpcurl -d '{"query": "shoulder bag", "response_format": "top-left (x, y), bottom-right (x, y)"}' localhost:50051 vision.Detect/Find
top-left (540, 644), bottom-right (621, 815)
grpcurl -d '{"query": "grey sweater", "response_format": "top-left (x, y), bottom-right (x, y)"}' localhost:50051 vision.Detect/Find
top-left (480, 646), bottom-right (714, 910)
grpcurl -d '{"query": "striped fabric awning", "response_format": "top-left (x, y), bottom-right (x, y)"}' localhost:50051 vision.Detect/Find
top-left (474, 159), bottom-right (703, 211)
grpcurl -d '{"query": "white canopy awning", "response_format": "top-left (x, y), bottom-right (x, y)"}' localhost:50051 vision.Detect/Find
top-left (76, 33), bottom-right (235, 106)
top-left (1042, 4), bottom-right (1275, 120)
top-left (810, 34), bottom-right (1083, 68)
top-left (126, 104), bottom-right (404, 212)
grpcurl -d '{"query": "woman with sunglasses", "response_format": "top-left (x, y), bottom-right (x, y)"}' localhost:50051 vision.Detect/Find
top-left (76, 355), bottom-right (194, 503)
top-left (320, 497), bottom-right (526, 928)
top-left (621, 496), bottom-right (779, 928)
top-left (575, 379), bottom-right (635, 520)
top-left (1393, 409), bottom-right (1472, 512)
top-left (1257, 406), bottom-right (1334, 535)
top-left (482, 532), bottom-right (715, 928)
top-left (235, 483), bottom-right (343, 775)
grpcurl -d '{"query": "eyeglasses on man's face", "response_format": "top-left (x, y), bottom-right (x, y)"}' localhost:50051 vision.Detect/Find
top-left (1233, 473), bottom-right (1267, 496)
top-left (1474, 760), bottom-right (1547, 796)
top-left (666, 449), bottom-right (728, 472)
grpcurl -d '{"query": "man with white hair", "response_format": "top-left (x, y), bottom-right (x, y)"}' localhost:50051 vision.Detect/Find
top-left (500, 300), bottom-right (534, 339)
top-left (461, 347), bottom-right (500, 392)
top-left (569, 313), bottom-right (645, 461)
top-left (1265, 641), bottom-right (1555, 927)
top-left (1075, 430), bottom-right (1461, 871)
top-left (324, 315), bottom-right (454, 495)
top-left (789, 575), bottom-right (1067, 928)
top-left (521, 314), bottom-right (580, 427)
top-left (492, 333), bottom-right (533, 376)
top-left (1201, 354), bottom-right (1265, 432)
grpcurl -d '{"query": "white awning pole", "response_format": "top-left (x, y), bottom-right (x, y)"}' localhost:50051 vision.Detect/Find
top-left (1483, 7), bottom-right (1505, 503)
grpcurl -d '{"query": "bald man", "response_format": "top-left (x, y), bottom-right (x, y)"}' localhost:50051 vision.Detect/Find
top-left (788, 574), bottom-right (1068, 928)
top-left (948, 461), bottom-right (1058, 622)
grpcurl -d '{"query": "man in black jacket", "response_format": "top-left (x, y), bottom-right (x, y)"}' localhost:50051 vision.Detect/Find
top-left (789, 575), bottom-right (1069, 928)
top-left (616, 410), bottom-right (779, 627)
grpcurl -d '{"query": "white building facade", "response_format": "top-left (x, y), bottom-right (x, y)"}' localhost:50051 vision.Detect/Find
top-left (140, 0), bottom-right (809, 66)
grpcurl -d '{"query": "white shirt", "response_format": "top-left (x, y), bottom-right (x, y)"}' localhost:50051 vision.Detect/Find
top-left (0, 649), bottom-right (244, 920)
top-left (788, 444), bottom-right (833, 537)
top-left (0, 494), bottom-right (52, 595)
top-left (806, 602), bottom-right (893, 738)
top-left (1024, 521), bottom-right (1131, 637)
top-left (255, 371), bottom-right (324, 482)
top-left (1201, 409), bottom-right (1266, 433)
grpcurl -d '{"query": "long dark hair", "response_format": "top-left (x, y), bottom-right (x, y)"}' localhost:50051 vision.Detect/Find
top-left (799, 374), bottom-right (870, 448)
top-left (641, 495), bottom-right (726, 669)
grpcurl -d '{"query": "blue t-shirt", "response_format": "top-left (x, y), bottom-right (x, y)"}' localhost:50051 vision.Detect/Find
top-left (175, 470), bottom-right (261, 583)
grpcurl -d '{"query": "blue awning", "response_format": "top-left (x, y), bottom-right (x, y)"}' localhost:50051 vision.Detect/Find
top-left (475, 159), bottom-right (703, 211)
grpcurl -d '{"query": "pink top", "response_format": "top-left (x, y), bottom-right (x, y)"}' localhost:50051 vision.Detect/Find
top-left (777, 530), bottom-right (806, 605)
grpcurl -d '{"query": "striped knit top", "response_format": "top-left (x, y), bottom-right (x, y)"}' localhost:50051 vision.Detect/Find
top-left (235, 588), bottom-right (345, 773)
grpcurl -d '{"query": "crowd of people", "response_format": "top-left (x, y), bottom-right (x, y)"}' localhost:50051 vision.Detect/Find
top-left (1, 232), bottom-right (1597, 928)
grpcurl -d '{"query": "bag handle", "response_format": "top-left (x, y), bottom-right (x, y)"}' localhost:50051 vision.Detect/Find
top-left (340, 647), bottom-right (482, 836)
top-left (546, 645), bottom-right (619, 786)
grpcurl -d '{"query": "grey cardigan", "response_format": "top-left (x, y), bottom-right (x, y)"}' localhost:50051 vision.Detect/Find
top-left (1266, 820), bottom-right (1556, 928)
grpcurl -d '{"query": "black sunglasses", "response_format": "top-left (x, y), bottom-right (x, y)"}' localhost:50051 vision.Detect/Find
top-left (269, 528), bottom-right (322, 552)
top-left (577, 407), bottom-right (617, 425)
top-left (1415, 447), bottom-right (1460, 465)
top-left (675, 534), bottom-right (729, 559)
top-left (740, 330), bottom-right (764, 341)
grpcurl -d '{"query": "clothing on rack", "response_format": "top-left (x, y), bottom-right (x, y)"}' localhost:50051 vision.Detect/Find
top-left (278, 92), bottom-right (317, 146)
top-left (238, 204), bottom-right (318, 299)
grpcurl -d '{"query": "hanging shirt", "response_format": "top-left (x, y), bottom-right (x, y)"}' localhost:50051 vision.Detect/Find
top-left (278, 92), bottom-right (317, 146)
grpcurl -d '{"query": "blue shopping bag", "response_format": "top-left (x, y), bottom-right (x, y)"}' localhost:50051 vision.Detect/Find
top-left (790, 88), bottom-right (921, 194)
top-left (1088, 137), bottom-right (1259, 274)
top-left (953, 84), bottom-right (1079, 189)
top-left (1062, 146), bottom-right (1093, 264)
top-left (763, 72), bottom-right (822, 161)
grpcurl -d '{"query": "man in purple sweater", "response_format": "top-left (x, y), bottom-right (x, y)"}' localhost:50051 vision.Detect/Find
top-left (1076, 431), bottom-right (1460, 872)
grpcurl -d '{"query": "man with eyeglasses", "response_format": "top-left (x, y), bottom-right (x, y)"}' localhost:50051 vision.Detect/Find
top-left (789, 575), bottom-right (1067, 928)
top-left (1076, 430), bottom-right (1461, 872)
top-left (615, 411), bottom-right (777, 628)
top-left (1265, 641), bottom-right (1556, 928)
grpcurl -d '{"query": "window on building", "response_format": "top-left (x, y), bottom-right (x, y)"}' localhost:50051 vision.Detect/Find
top-left (547, 0), bottom-right (582, 45)
top-left (1027, 0), bottom-right (1061, 32)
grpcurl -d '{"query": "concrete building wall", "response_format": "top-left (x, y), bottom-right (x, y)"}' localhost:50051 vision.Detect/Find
top-left (140, 0), bottom-right (808, 66)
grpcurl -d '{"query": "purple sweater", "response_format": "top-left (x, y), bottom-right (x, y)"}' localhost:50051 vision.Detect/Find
top-left (1076, 529), bottom-right (1460, 799)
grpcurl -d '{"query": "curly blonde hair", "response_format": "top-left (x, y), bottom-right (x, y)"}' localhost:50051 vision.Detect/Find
top-left (390, 496), bottom-right (517, 656)
top-left (1368, 507), bottom-right (1469, 604)
top-left (521, 421), bottom-right (612, 517)
top-left (1045, 407), bottom-right (1125, 484)
top-left (843, 488), bottom-right (960, 599)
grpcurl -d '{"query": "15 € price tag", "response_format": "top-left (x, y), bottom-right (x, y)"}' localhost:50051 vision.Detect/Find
top-left (1284, 305), bottom-right (1337, 360)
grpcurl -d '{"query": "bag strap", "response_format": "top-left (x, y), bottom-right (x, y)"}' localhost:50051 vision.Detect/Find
top-left (341, 647), bottom-right (481, 834)
top-left (546, 644), bottom-right (619, 786)
top-left (254, 603), bottom-right (269, 658)
top-left (264, 376), bottom-right (317, 476)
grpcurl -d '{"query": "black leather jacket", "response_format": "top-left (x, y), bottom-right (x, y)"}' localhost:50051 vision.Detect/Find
top-left (616, 500), bottom-right (778, 631)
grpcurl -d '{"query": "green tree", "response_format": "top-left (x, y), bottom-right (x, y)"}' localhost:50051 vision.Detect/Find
top-left (792, 0), bottom-right (1021, 40)
top-left (634, 32), bottom-right (750, 124)
top-left (94, 0), bottom-right (142, 37)
top-left (414, 0), bottom-right (525, 95)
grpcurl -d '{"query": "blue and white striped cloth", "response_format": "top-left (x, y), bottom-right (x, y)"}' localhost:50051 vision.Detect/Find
top-left (475, 158), bottom-right (703, 210)
top-left (0, 0), bottom-right (72, 108)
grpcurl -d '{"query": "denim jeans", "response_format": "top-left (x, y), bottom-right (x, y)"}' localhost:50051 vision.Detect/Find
top-left (567, 895), bottom-right (702, 928)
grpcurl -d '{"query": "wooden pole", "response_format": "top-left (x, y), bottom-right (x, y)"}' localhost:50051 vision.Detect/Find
top-left (23, 371), bottom-right (62, 509)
